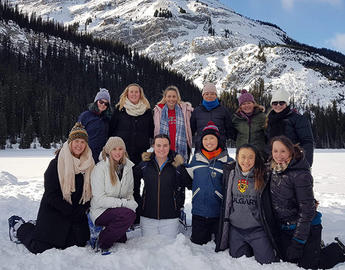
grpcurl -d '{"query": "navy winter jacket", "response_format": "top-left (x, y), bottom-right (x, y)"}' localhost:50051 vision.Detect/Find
top-left (186, 151), bottom-right (234, 218)
top-left (190, 104), bottom-right (235, 150)
top-left (78, 110), bottom-right (109, 163)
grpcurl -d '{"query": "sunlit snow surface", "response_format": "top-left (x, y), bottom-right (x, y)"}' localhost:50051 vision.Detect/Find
top-left (1, 148), bottom-right (345, 269)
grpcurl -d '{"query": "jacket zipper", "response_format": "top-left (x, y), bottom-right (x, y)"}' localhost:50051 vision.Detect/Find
top-left (157, 171), bottom-right (161, 219)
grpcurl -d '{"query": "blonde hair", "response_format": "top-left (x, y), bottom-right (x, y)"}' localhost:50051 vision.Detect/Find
top-left (101, 148), bottom-right (128, 186)
top-left (116, 83), bottom-right (150, 110)
top-left (157, 85), bottom-right (182, 105)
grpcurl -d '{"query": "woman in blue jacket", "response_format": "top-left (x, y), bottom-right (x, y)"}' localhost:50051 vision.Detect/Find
top-left (78, 88), bottom-right (112, 163)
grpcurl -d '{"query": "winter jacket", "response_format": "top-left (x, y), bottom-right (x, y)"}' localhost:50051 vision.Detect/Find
top-left (109, 107), bottom-right (154, 165)
top-left (266, 108), bottom-right (314, 166)
top-left (78, 109), bottom-right (110, 163)
top-left (133, 151), bottom-right (190, 219)
top-left (186, 150), bottom-right (234, 218)
top-left (190, 103), bottom-right (235, 149)
top-left (153, 102), bottom-right (194, 149)
top-left (215, 162), bottom-right (280, 257)
top-left (33, 155), bottom-right (90, 249)
top-left (89, 157), bottom-right (137, 223)
top-left (268, 156), bottom-right (316, 243)
top-left (232, 106), bottom-right (266, 153)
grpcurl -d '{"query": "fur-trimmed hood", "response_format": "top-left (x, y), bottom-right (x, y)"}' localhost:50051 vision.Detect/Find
top-left (235, 104), bottom-right (265, 115)
top-left (141, 151), bottom-right (184, 168)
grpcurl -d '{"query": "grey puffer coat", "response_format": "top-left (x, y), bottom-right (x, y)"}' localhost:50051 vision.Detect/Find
top-left (269, 157), bottom-right (316, 242)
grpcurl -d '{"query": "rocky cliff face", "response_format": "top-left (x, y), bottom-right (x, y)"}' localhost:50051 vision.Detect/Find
top-left (7, 0), bottom-right (345, 108)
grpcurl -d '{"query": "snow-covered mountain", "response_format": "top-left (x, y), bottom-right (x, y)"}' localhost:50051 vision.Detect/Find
top-left (6, 0), bottom-right (345, 109)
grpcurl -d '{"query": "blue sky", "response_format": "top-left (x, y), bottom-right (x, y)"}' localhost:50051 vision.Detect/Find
top-left (220, 0), bottom-right (345, 54)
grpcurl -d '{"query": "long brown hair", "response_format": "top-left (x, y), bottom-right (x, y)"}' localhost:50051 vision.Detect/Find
top-left (236, 144), bottom-right (265, 191)
top-left (269, 135), bottom-right (303, 161)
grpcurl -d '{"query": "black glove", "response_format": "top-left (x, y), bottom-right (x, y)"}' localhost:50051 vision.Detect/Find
top-left (286, 239), bottom-right (305, 262)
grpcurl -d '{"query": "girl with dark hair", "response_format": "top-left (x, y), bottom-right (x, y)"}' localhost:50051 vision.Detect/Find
top-left (268, 135), bottom-right (345, 269)
top-left (78, 88), bottom-right (112, 163)
top-left (133, 134), bottom-right (190, 238)
top-left (216, 144), bottom-right (278, 264)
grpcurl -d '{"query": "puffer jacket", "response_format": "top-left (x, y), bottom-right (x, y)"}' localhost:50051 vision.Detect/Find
top-left (266, 108), bottom-right (314, 166)
top-left (232, 105), bottom-right (266, 153)
top-left (215, 162), bottom-right (280, 258)
top-left (190, 103), bottom-right (235, 149)
top-left (133, 151), bottom-right (190, 219)
top-left (186, 150), bottom-right (234, 218)
top-left (269, 157), bottom-right (316, 242)
top-left (89, 157), bottom-right (137, 223)
top-left (78, 108), bottom-right (110, 163)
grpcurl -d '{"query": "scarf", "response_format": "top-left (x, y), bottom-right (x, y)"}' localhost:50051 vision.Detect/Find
top-left (239, 111), bottom-right (254, 124)
top-left (124, 98), bottom-right (148, 116)
top-left (201, 147), bottom-right (222, 161)
top-left (160, 104), bottom-right (188, 161)
top-left (57, 141), bottom-right (95, 205)
top-left (270, 159), bottom-right (290, 173)
top-left (268, 106), bottom-right (291, 137)
top-left (202, 99), bottom-right (220, 111)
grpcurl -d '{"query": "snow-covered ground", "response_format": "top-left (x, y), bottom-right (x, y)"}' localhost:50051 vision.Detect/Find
top-left (1, 148), bottom-right (345, 269)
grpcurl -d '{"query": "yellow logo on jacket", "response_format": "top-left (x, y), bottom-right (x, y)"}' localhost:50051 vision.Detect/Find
top-left (237, 179), bottom-right (248, 193)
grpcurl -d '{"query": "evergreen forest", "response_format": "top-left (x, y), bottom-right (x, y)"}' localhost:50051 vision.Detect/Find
top-left (0, 1), bottom-right (345, 149)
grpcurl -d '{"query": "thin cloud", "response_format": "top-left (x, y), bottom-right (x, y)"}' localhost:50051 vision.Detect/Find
top-left (281, 0), bottom-right (343, 10)
top-left (329, 33), bottom-right (345, 53)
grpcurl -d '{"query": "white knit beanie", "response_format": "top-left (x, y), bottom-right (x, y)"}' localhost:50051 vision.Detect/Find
top-left (271, 88), bottom-right (290, 106)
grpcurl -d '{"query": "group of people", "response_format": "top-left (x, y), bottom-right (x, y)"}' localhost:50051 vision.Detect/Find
top-left (8, 82), bottom-right (345, 268)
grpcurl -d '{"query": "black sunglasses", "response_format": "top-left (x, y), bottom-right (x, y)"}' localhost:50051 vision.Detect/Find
top-left (272, 101), bottom-right (286, 106)
top-left (98, 100), bottom-right (109, 106)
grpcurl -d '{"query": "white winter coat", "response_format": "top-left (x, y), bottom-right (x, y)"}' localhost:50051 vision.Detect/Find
top-left (90, 157), bottom-right (138, 223)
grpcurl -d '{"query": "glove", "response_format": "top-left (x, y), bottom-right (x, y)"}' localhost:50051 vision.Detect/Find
top-left (286, 239), bottom-right (305, 262)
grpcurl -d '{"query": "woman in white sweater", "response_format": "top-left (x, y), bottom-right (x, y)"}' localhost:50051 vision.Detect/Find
top-left (90, 137), bottom-right (137, 252)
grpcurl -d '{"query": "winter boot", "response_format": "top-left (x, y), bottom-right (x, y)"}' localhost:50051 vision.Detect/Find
top-left (87, 213), bottom-right (102, 250)
top-left (8, 215), bottom-right (25, 243)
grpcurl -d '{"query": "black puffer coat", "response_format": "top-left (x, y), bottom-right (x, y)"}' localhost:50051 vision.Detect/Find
top-left (215, 162), bottom-right (280, 258)
top-left (266, 107), bottom-right (314, 166)
top-left (190, 104), bottom-right (235, 149)
top-left (133, 151), bottom-right (191, 219)
top-left (109, 107), bottom-right (154, 165)
top-left (269, 157), bottom-right (316, 243)
top-left (33, 155), bottom-right (90, 249)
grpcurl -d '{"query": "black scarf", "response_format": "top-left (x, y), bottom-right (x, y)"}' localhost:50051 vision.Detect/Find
top-left (268, 106), bottom-right (291, 138)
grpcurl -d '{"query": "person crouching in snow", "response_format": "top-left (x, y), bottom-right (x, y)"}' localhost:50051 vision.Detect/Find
top-left (215, 144), bottom-right (279, 264)
top-left (133, 134), bottom-right (190, 239)
top-left (8, 122), bottom-right (95, 254)
top-left (186, 121), bottom-right (234, 245)
top-left (89, 137), bottom-right (137, 252)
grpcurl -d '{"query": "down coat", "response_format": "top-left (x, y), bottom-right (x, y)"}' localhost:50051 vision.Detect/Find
top-left (269, 156), bottom-right (316, 243)
top-left (89, 157), bottom-right (137, 223)
top-left (133, 151), bottom-right (190, 219)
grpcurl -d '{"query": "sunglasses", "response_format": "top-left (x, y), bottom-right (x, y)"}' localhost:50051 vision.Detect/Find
top-left (98, 100), bottom-right (109, 106)
top-left (272, 101), bottom-right (286, 106)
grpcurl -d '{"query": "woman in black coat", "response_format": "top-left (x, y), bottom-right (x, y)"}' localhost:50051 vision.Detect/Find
top-left (109, 83), bottom-right (154, 166)
top-left (8, 123), bottom-right (95, 254)
top-left (268, 135), bottom-right (345, 269)
top-left (266, 88), bottom-right (314, 166)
